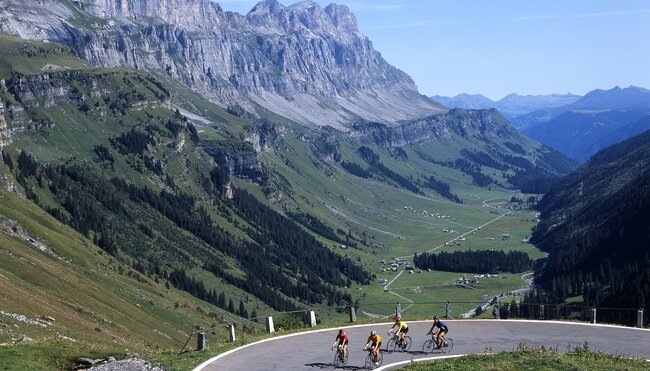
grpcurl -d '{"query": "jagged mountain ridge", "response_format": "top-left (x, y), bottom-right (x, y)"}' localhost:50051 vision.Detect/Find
top-left (517, 86), bottom-right (650, 161)
top-left (0, 0), bottom-right (444, 127)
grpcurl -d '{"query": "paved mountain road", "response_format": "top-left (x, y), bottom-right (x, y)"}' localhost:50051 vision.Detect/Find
top-left (195, 320), bottom-right (650, 370)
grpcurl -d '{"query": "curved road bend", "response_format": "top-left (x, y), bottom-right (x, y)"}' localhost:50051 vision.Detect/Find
top-left (195, 320), bottom-right (650, 371)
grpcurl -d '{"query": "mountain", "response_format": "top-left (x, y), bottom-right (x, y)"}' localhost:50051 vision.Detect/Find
top-left (0, 3), bottom-right (578, 365)
top-left (518, 86), bottom-right (650, 161)
top-left (496, 93), bottom-right (581, 118)
top-left (0, 0), bottom-right (444, 128)
top-left (0, 33), bottom-right (371, 352)
top-left (430, 93), bottom-right (496, 110)
top-left (531, 128), bottom-right (650, 324)
top-left (431, 93), bottom-right (580, 118)
top-left (569, 85), bottom-right (650, 110)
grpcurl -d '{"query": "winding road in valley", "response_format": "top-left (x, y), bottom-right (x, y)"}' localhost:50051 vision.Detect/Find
top-left (195, 320), bottom-right (650, 370)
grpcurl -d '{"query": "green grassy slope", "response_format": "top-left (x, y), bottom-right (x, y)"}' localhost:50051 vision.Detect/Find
top-left (0, 187), bottom-right (241, 368)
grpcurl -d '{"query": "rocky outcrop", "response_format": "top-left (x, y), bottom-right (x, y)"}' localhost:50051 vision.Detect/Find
top-left (0, 0), bottom-right (445, 127)
top-left (202, 140), bottom-right (264, 181)
top-left (0, 98), bottom-right (11, 149)
top-left (350, 109), bottom-right (512, 149)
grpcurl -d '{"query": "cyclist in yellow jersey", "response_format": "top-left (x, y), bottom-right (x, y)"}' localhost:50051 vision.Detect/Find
top-left (363, 330), bottom-right (382, 365)
top-left (388, 316), bottom-right (409, 348)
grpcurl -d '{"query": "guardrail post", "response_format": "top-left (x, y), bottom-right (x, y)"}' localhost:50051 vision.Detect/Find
top-left (638, 309), bottom-right (644, 328)
top-left (266, 316), bottom-right (275, 334)
top-left (349, 306), bottom-right (357, 322)
top-left (197, 331), bottom-right (206, 351)
top-left (308, 310), bottom-right (317, 327)
top-left (591, 308), bottom-right (597, 324)
top-left (495, 303), bottom-right (500, 319)
top-left (538, 305), bottom-right (544, 320)
top-left (228, 324), bottom-right (236, 342)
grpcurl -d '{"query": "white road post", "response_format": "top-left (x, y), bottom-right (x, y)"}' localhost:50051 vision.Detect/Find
top-left (228, 324), bottom-right (236, 342)
top-left (266, 316), bottom-right (275, 334)
top-left (591, 308), bottom-right (597, 324)
top-left (638, 309), bottom-right (644, 328)
top-left (309, 311), bottom-right (317, 327)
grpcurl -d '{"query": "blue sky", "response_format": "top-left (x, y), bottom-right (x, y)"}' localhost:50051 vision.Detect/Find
top-left (217, 0), bottom-right (650, 100)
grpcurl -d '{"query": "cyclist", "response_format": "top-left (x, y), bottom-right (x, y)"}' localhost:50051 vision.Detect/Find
top-left (427, 315), bottom-right (448, 349)
top-left (331, 329), bottom-right (349, 360)
top-left (388, 316), bottom-right (409, 348)
top-left (363, 330), bottom-right (382, 365)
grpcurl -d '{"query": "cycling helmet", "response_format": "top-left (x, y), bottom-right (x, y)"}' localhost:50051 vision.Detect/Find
top-left (433, 315), bottom-right (439, 320)
top-left (395, 315), bottom-right (401, 321)
top-left (339, 329), bottom-right (344, 335)
top-left (371, 330), bottom-right (377, 336)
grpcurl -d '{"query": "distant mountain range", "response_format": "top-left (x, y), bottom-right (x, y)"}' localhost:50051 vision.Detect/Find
top-left (431, 93), bottom-right (581, 118)
top-left (517, 86), bottom-right (650, 162)
top-left (435, 86), bottom-right (650, 162)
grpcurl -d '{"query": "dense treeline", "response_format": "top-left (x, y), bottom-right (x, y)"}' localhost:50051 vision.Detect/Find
top-left (357, 146), bottom-right (421, 194)
top-left (422, 175), bottom-right (462, 203)
top-left (340, 161), bottom-right (371, 178)
top-left (287, 212), bottom-right (346, 245)
top-left (8, 150), bottom-right (367, 314)
top-left (461, 150), bottom-right (507, 171)
top-left (450, 159), bottom-right (493, 187)
top-left (503, 141), bottom-right (526, 155)
top-left (414, 250), bottom-right (534, 274)
top-left (531, 130), bottom-right (650, 325)
top-left (112, 128), bottom-right (155, 155)
top-left (168, 269), bottom-right (248, 318)
top-left (508, 171), bottom-right (559, 194)
top-left (232, 189), bottom-right (370, 286)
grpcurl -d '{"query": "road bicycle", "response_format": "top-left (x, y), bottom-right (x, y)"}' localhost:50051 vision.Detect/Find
top-left (386, 331), bottom-right (412, 352)
top-left (331, 345), bottom-right (349, 367)
top-left (422, 332), bottom-right (454, 354)
top-left (364, 347), bottom-right (383, 369)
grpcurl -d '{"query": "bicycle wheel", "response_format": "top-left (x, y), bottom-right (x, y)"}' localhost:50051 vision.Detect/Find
top-left (386, 337), bottom-right (397, 353)
top-left (402, 336), bottom-right (412, 351)
top-left (422, 339), bottom-right (434, 354)
top-left (365, 352), bottom-right (373, 369)
top-left (440, 338), bottom-right (454, 354)
top-left (333, 349), bottom-right (346, 367)
top-left (365, 351), bottom-right (383, 370)
top-left (341, 350), bottom-right (349, 365)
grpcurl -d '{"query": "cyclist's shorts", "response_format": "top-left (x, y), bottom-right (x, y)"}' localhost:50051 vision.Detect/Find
top-left (402, 327), bottom-right (409, 334)
top-left (372, 341), bottom-right (382, 348)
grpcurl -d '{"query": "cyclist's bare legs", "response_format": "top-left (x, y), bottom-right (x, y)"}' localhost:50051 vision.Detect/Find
top-left (373, 344), bottom-right (380, 362)
top-left (435, 330), bottom-right (448, 347)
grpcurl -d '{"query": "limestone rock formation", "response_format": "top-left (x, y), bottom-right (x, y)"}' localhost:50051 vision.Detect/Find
top-left (0, 0), bottom-right (445, 127)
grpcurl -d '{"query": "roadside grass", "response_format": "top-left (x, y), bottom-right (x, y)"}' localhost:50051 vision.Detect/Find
top-left (0, 341), bottom-right (120, 371)
top-left (402, 344), bottom-right (650, 371)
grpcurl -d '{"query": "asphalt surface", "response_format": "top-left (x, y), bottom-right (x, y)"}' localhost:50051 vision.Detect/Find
top-left (196, 320), bottom-right (650, 370)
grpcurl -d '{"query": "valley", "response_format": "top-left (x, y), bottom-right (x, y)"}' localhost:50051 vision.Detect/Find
top-left (0, 0), bottom-right (647, 370)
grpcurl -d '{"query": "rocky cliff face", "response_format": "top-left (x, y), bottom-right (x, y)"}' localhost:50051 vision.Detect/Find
top-left (349, 109), bottom-right (512, 149)
top-left (0, 0), bottom-right (444, 127)
top-left (0, 98), bottom-right (11, 149)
